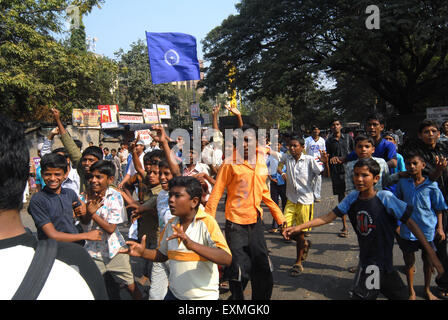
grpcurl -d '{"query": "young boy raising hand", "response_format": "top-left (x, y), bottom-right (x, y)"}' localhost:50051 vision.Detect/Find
top-left (283, 158), bottom-right (444, 300)
top-left (122, 176), bottom-right (232, 300)
top-left (78, 160), bottom-right (142, 300)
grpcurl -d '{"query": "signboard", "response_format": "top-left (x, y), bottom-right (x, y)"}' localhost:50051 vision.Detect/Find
top-left (190, 103), bottom-right (200, 118)
top-left (135, 129), bottom-right (153, 146)
top-left (119, 112), bottom-right (144, 124)
top-left (72, 109), bottom-right (101, 128)
top-left (426, 107), bottom-right (448, 124)
top-left (142, 108), bottom-right (160, 124)
top-left (155, 104), bottom-right (171, 119)
top-left (98, 105), bottom-right (120, 123)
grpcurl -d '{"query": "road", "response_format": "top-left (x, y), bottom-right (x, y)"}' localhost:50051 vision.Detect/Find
top-left (20, 177), bottom-right (439, 300)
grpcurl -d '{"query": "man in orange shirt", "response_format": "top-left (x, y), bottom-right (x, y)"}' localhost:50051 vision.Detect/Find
top-left (205, 124), bottom-right (285, 300)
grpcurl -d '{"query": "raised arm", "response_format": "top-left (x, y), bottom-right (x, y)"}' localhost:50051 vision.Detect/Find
top-left (224, 105), bottom-right (243, 128)
top-left (51, 108), bottom-right (82, 167)
top-left (153, 124), bottom-right (181, 177)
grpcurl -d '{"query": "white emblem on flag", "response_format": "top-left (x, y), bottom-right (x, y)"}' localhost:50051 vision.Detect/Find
top-left (164, 49), bottom-right (180, 66)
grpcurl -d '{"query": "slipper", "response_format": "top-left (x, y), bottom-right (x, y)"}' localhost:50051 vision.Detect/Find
top-left (301, 240), bottom-right (312, 261)
top-left (290, 264), bottom-right (303, 277)
top-left (338, 230), bottom-right (348, 238)
top-left (268, 229), bottom-right (278, 234)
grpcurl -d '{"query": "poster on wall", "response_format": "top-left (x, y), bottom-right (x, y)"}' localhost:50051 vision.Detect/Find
top-left (119, 112), bottom-right (144, 124)
top-left (154, 104), bottom-right (171, 119)
top-left (135, 129), bottom-right (153, 146)
top-left (142, 108), bottom-right (160, 124)
top-left (72, 109), bottom-right (101, 128)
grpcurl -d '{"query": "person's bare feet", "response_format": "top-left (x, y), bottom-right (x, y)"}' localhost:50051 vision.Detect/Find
top-left (424, 290), bottom-right (439, 300)
top-left (408, 293), bottom-right (416, 300)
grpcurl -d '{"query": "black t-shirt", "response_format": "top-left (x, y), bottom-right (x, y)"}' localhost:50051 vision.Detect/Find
top-left (28, 187), bottom-right (81, 240)
top-left (326, 133), bottom-right (354, 175)
top-left (334, 191), bottom-right (413, 272)
top-left (0, 233), bottom-right (108, 300)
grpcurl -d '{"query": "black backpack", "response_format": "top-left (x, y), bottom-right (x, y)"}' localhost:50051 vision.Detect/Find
top-left (12, 239), bottom-right (58, 300)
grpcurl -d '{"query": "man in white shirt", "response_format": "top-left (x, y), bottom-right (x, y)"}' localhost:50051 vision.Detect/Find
top-left (304, 125), bottom-right (326, 202)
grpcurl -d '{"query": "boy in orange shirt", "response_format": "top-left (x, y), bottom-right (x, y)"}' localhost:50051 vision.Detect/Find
top-left (205, 124), bottom-right (285, 300)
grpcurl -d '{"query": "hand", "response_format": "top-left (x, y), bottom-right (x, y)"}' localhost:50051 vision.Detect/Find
top-left (118, 182), bottom-right (124, 190)
top-left (49, 127), bottom-right (59, 140)
top-left (282, 225), bottom-right (301, 241)
top-left (86, 229), bottom-right (103, 241)
top-left (128, 140), bottom-right (136, 154)
top-left (427, 250), bottom-right (444, 279)
top-left (224, 104), bottom-right (241, 116)
top-left (435, 156), bottom-right (448, 172)
top-left (51, 108), bottom-right (61, 121)
top-left (166, 224), bottom-right (190, 248)
top-left (86, 196), bottom-right (103, 215)
top-left (330, 156), bottom-right (343, 165)
top-left (152, 124), bottom-right (168, 143)
top-left (73, 200), bottom-right (86, 217)
top-left (436, 227), bottom-right (446, 243)
top-left (319, 150), bottom-right (329, 164)
top-left (193, 172), bottom-right (207, 184)
top-left (212, 104), bottom-right (221, 116)
top-left (131, 211), bottom-right (142, 223)
top-left (398, 171), bottom-right (411, 178)
top-left (126, 202), bottom-right (140, 211)
top-left (120, 235), bottom-right (146, 257)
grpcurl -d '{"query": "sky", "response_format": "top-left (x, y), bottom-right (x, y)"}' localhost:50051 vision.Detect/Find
top-left (80, 0), bottom-right (240, 61)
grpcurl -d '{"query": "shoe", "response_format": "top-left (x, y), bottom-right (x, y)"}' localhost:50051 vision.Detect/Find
top-left (268, 228), bottom-right (278, 234)
top-left (314, 198), bottom-right (321, 203)
top-left (338, 230), bottom-right (348, 238)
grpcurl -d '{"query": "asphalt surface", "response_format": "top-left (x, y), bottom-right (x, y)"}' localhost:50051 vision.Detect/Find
top-left (20, 177), bottom-right (442, 300)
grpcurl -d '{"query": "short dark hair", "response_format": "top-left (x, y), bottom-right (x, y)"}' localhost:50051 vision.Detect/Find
top-left (168, 176), bottom-right (203, 208)
top-left (329, 119), bottom-right (342, 126)
top-left (52, 147), bottom-right (69, 159)
top-left (418, 119), bottom-right (439, 133)
top-left (354, 134), bottom-right (375, 147)
top-left (0, 115), bottom-right (29, 211)
top-left (365, 112), bottom-right (385, 125)
top-left (82, 146), bottom-right (103, 161)
top-left (158, 159), bottom-right (171, 170)
top-left (89, 160), bottom-right (115, 177)
top-left (311, 125), bottom-right (319, 130)
top-left (289, 135), bottom-right (305, 146)
top-left (354, 158), bottom-right (380, 177)
top-left (144, 150), bottom-right (165, 164)
top-left (41, 153), bottom-right (68, 174)
top-left (403, 150), bottom-right (425, 162)
top-left (103, 147), bottom-right (109, 152)
top-left (111, 149), bottom-right (117, 153)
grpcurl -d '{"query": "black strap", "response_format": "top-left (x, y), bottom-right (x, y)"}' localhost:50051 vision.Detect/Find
top-left (12, 239), bottom-right (58, 300)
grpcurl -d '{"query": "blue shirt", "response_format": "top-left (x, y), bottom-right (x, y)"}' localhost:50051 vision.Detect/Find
top-left (395, 177), bottom-right (448, 241)
top-left (388, 153), bottom-right (405, 195)
top-left (28, 187), bottom-right (81, 240)
top-left (347, 138), bottom-right (397, 163)
top-left (266, 153), bottom-right (286, 186)
top-left (35, 165), bottom-right (45, 188)
top-left (334, 190), bottom-right (412, 272)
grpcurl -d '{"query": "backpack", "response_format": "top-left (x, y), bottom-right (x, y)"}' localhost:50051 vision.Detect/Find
top-left (12, 239), bottom-right (58, 300)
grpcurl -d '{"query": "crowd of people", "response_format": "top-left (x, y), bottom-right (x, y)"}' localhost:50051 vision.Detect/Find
top-left (2, 106), bottom-right (448, 301)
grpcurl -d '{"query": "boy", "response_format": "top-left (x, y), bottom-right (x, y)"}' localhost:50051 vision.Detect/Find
top-left (283, 158), bottom-right (444, 300)
top-left (345, 135), bottom-right (390, 195)
top-left (326, 119), bottom-right (354, 237)
top-left (274, 134), bottom-right (329, 275)
top-left (122, 176), bottom-right (232, 300)
top-left (28, 153), bottom-right (102, 244)
top-left (205, 124), bottom-right (285, 300)
top-left (79, 160), bottom-right (142, 300)
top-left (0, 115), bottom-right (108, 300)
top-left (396, 151), bottom-right (447, 300)
top-left (305, 125), bottom-right (327, 202)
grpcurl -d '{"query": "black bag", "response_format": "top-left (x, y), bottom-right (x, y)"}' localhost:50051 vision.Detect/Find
top-left (12, 239), bottom-right (58, 300)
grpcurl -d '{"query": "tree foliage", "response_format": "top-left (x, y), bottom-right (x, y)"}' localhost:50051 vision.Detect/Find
top-left (0, 0), bottom-right (116, 123)
top-left (201, 0), bottom-right (448, 123)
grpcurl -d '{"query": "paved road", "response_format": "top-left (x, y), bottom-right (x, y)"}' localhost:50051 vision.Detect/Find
top-left (20, 177), bottom-right (440, 300)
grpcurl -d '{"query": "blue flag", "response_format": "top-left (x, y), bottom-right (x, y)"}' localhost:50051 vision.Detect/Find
top-left (146, 32), bottom-right (201, 85)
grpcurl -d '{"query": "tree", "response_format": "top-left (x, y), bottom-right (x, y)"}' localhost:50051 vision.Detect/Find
top-left (201, 0), bottom-right (448, 119)
top-left (0, 0), bottom-right (116, 123)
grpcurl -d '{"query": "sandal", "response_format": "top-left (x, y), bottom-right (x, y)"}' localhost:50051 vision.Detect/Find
top-left (301, 240), bottom-right (312, 261)
top-left (268, 228), bottom-right (278, 234)
top-left (338, 230), bottom-right (348, 238)
top-left (290, 264), bottom-right (303, 277)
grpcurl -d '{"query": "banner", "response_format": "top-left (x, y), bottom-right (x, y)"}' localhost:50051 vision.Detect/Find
top-left (155, 104), bottom-right (171, 119)
top-left (142, 108), bottom-right (160, 124)
top-left (146, 32), bottom-right (201, 84)
top-left (190, 103), bottom-right (200, 118)
top-left (135, 129), bottom-right (153, 146)
top-left (72, 109), bottom-right (101, 127)
top-left (119, 112), bottom-right (144, 124)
